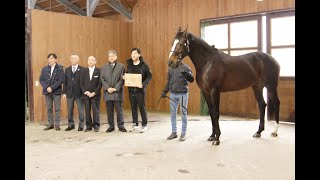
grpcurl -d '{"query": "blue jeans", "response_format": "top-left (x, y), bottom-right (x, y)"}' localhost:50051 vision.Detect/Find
top-left (170, 92), bottom-right (188, 135)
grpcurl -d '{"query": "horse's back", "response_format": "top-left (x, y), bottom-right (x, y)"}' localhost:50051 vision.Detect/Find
top-left (218, 51), bottom-right (280, 91)
top-left (241, 51), bottom-right (280, 88)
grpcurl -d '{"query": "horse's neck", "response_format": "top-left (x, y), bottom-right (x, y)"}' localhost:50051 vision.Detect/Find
top-left (188, 43), bottom-right (217, 72)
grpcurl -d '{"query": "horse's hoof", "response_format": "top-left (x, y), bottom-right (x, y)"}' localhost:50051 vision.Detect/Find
top-left (207, 137), bottom-right (214, 141)
top-left (253, 133), bottom-right (261, 138)
top-left (212, 140), bottom-right (220, 146)
top-left (271, 132), bottom-right (278, 137)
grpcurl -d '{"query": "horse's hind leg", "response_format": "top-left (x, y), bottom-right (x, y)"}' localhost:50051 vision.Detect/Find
top-left (210, 89), bottom-right (221, 145)
top-left (252, 84), bottom-right (267, 138)
top-left (267, 87), bottom-right (280, 137)
top-left (202, 92), bottom-right (215, 141)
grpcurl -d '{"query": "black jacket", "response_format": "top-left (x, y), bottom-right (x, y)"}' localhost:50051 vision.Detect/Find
top-left (39, 63), bottom-right (65, 95)
top-left (63, 65), bottom-right (84, 98)
top-left (163, 63), bottom-right (194, 94)
top-left (126, 57), bottom-right (152, 94)
top-left (80, 67), bottom-right (102, 100)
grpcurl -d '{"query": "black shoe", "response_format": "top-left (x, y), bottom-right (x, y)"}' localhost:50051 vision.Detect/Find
top-left (44, 125), bottom-right (54, 131)
top-left (106, 127), bottom-right (115, 133)
top-left (119, 127), bottom-right (127, 132)
top-left (167, 132), bottom-right (178, 140)
top-left (84, 128), bottom-right (92, 132)
top-left (65, 125), bottom-right (75, 131)
top-left (55, 126), bottom-right (61, 131)
top-left (94, 128), bottom-right (99, 132)
top-left (78, 127), bottom-right (84, 131)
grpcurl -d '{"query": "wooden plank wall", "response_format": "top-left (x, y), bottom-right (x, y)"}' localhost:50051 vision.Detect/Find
top-left (29, 0), bottom-right (295, 123)
top-left (30, 10), bottom-right (132, 123)
top-left (130, 0), bottom-right (295, 121)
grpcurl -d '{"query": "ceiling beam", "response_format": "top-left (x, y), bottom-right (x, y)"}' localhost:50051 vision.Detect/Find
top-left (44, 2), bottom-right (108, 12)
top-left (25, 0), bottom-right (43, 10)
top-left (34, 5), bottom-right (43, 9)
top-left (36, 0), bottom-right (49, 3)
top-left (27, 0), bottom-right (37, 9)
top-left (104, 0), bottom-right (132, 20)
top-left (41, 0), bottom-right (82, 10)
top-left (87, 0), bottom-right (100, 16)
top-left (56, 0), bottom-right (86, 16)
top-left (43, 3), bottom-right (66, 10)
top-left (92, 9), bottom-right (113, 15)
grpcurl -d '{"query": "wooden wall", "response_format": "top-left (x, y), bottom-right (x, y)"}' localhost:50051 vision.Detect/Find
top-left (29, 0), bottom-right (295, 123)
top-left (130, 0), bottom-right (295, 121)
top-left (29, 9), bottom-right (132, 123)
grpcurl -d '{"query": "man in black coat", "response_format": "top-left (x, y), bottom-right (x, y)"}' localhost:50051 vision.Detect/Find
top-left (161, 61), bottom-right (194, 141)
top-left (80, 56), bottom-right (102, 132)
top-left (125, 48), bottom-right (152, 133)
top-left (62, 53), bottom-right (85, 131)
top-left (39, 53), bottom-right (65, 131)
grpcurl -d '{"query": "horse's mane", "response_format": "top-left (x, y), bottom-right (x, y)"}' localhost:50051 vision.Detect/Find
top-left (187, 33), bottom-right (217, 54)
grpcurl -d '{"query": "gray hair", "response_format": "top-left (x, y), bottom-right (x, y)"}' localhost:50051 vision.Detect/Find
top-left (107, 50), bottom-right (117, 56)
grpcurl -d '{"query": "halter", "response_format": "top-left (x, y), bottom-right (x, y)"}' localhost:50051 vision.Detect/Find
top-left (170, 38), bottom-right (190, 63)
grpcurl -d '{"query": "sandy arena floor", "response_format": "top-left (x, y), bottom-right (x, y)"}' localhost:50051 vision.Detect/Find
top-left (25, 111), bottom-right (295, 180)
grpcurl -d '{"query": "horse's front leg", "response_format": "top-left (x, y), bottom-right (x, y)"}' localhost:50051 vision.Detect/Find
top-left (202, 92), bottom-right (215, 141)
top-left (211, 89), bottom-right (221, 146)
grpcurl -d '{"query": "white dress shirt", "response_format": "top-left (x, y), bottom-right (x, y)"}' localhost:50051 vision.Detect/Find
top-left (50, 63), bottom-right (56, 78)
top-left (72, 64), bottom-right (78, 73)
top-left (89, 66), bottom-right (95, 81)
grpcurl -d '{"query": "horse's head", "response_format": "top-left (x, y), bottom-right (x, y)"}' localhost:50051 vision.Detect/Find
top-left (168, 26), bottom-right (190, 68)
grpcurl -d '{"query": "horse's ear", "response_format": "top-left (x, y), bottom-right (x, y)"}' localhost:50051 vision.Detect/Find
top-left (183, 25), bottom-right (188, 36)
top-left (177, 26), bottom-right (182, 32)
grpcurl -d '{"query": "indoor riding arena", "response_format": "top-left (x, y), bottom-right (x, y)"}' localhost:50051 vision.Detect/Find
top-left (25, 0), bottom-right (295, 179)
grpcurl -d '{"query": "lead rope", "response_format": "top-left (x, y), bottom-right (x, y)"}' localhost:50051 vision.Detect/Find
top-left (158, 65), bottom-right (188, 115)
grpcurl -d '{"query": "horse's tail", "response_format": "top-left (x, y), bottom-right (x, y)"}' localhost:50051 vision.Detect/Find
top-left (261, 52), bottom-right (280, 122)
top-left (267, 88), bottom-right (281, 136)
top-left (267, 89), bottom-right (280, 123)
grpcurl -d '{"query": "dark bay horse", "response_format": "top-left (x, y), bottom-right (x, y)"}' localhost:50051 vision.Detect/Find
top-left (168, 27), bottom-right (280, 145)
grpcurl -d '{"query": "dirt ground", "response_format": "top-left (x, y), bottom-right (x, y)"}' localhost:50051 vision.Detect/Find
top-left (25, 111), bottom-right (295, 180)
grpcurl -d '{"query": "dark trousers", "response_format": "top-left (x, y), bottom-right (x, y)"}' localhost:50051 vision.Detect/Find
top-left (82, 97), bottom-right (100, 129)
top-left (106, 100), bottom-right (124, 128)
top-left (129, 92), bottom-right (148, 127)
top-left (46, 94), bottom-right (61, 126)
top-left (45, 94), bottom-right (61, 126)
top-left (67, 96), bottom-right (84, 128)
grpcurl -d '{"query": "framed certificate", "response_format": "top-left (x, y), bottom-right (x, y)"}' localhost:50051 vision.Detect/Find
top-left (124, 73), bottom-right (142, 87)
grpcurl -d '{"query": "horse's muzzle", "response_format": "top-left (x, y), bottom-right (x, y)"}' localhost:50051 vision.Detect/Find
top-left (167, 59), bottom-right (181, 68)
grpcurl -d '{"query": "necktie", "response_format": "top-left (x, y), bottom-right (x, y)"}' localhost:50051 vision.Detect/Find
top-left (72, 66), bottom-right (76, 73)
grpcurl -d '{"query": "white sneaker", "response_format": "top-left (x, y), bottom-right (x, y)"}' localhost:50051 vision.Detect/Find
top-left (140, 126), bottom-right (147, 133)
top-left (129, 125), bottom-right (140, 132)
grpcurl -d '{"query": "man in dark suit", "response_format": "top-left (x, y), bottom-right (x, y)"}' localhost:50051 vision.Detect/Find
top-left (80, 56), bottom-right (102, 132)
top-left (62, 53), bottom-right (85, 131)
top-left (39, 53), bottom-right (65, 131)
top-left (100, 50), bottom-right (127, 133)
